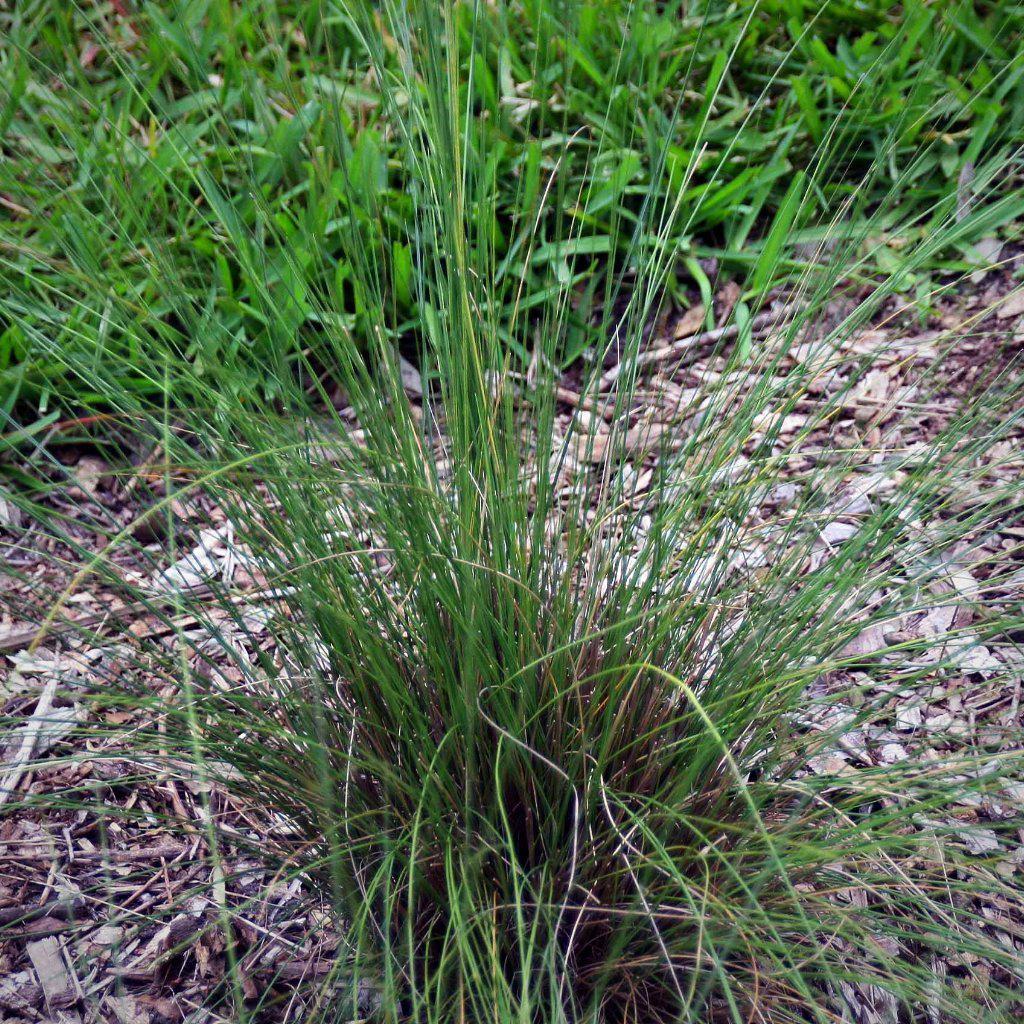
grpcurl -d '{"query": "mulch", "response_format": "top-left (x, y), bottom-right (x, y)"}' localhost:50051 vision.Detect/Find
top-left (2, 263), bottom-right (1023, 1022)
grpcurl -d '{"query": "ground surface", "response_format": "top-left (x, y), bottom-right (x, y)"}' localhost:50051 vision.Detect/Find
top-left (2, 266), bottom-right (1023, 1023)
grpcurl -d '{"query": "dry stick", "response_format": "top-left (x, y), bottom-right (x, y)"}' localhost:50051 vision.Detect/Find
top-left (0, 896), bottom-right (87, 927)
top-left (0, 582), bottom-right (296, 655)
top-left (26, 935), bottom-right (80, 1011)
top-left (600, 302), bottom-right (801, 388)
top-left (1, 841), bottom-right (188, 866)
top-left (1, 611), bottom-right (111, 655)
top-left (0, 673), bottom-right (60, 808)
top-left (0, 587), bottom-right (209, 655)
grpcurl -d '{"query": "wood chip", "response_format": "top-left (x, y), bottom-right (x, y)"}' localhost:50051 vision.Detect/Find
top-left (0, 970), bottom-right (43, 1014)
top-left (959, 828), bottom-right (1002, 855)
top-left (0, 674), bottom-right (60, 808)
top-left (107, 994), bottom-right (152, 1024)
top-left (996, 289), bottom-right (1024, 320)
top-left (73, 455), bottom-right (109, 497)
top-left (398, 355), bottom-right (423, 397)
top-left (0, 494), bottom-right (24, 529)
top-left (672, 303), bottom-right (705, 339)
top-left (26, 936), bottom-right (78, 1010)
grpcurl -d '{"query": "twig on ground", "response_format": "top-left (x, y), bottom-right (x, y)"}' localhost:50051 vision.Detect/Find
top-left (600, 302), bottom-right (801, 388)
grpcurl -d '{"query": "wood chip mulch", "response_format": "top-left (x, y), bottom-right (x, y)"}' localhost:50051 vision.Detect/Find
top-left (2, 263), bottom-right (1023, 1022)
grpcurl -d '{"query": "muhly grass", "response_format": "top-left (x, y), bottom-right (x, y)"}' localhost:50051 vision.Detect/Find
top-left (2, 3), bottom-right (1024, 1022)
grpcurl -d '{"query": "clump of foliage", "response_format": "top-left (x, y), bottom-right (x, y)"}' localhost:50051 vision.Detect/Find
top-left (3, 3), bottom-right (1023, 1022)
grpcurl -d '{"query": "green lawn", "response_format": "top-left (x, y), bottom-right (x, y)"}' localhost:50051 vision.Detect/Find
top-left (2, 0), bottom-right (1022, 430)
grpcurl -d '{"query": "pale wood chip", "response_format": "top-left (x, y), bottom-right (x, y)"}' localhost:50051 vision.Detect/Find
top-left (996, 289), bottom-right (1024, 320)
top-left (26, 936), bottom-right (78, 1010)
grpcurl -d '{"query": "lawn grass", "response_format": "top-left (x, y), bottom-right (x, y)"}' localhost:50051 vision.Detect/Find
top-left (2, 0), bottom-right (1023, 428)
